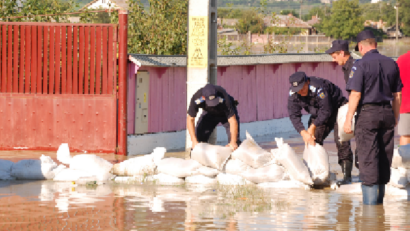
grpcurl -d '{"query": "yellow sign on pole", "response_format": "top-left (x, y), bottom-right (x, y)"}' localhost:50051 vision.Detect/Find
top-left (188, 16), bottom-right (208, 68)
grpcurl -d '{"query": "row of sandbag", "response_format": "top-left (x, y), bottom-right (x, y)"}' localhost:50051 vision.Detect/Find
top-left (112, 133), bottom-right (331, 187)
top-left (0, 144), bottom-right (115, 183)
top-left (389, 144), bottom-right (410, 189)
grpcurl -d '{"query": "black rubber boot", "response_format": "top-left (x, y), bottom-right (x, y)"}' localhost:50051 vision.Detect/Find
top-left (337, 160), bottom-right (353, 186)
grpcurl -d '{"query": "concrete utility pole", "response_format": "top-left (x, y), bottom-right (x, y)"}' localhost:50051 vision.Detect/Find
top-left (300, 0), bottom-right (303, 20)
top-left (395, 3), bottom-right (399, 41)
top-left (185, 0), bottom-right (218, 158)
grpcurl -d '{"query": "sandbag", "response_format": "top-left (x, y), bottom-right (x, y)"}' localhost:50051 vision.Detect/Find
top-left (157, 158), bottom-right (202, 178)
top-left (231, 132), bottom-right (273, 168)
top-left (152, 173), bottom-right (184, 185)
top-left (11, 155), bottom-right (58, 180)
top-left (389, 167), bottom-right (408, 189)
top-left (193, 166), bottom-right (220, 177)
top-left (69, 154), bottom-right (113, 181)
top-left (112, 148), bottom-right (166, 176)
top-left (185, 175), bottom-right (217, 184)
top-left (53, 169), bottom-right (95, 182)
top-left (303, 144), bottom-right (330, 185)
top-left (0, 160), bottom-right (15, 180)
top-left (223, 159), bottom-right (249, 175)
top-left (398, 144), bottom-right (410, 168)
top-left (216, 173), bottom-right (254, 185)
top-left (274, 138), bottom-right (313, 185)
top-left (56, 143), bottom-right (72, 165)
top-left (241, 164), bottom-right (285, 184)
top-left (337, 104), bottom-right (355, 142)
top-left (191, 143), bottom-right (232, 170)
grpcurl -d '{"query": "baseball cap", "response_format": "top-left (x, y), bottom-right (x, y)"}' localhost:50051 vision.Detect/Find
top-left (355, 30), bottom-right (376, 51)
top-left (325, 40), bottom-right (349, 54)
top-left (289, 72), bottom-right (307, 92)
top-left (202, 84), bottom-right (220, 107)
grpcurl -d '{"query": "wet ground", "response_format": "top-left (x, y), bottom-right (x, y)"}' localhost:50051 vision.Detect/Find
top-left (0, 132), bottom-right (408, 231)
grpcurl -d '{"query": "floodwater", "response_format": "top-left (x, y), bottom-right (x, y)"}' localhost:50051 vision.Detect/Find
top-left (0, 133), bottom-right (408, 230)
top-left (1, 180), bottom-right (410, 230)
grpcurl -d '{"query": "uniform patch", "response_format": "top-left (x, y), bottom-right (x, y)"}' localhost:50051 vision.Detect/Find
top-left (219, 97), bottom-right (224, 103)
top-left (309, 85), bottom-right (316, 93)
top-left (289, 90), bottom-right (295, 96)
top-left (349, 70), bottom-right (355, 78)
top-left (319, 92), bottom-right (325, 99)
top-left (195, 98), bottom-right (205, 104)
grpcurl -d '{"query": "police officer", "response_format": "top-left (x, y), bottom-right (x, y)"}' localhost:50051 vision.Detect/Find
top-left (344, 30), bottom-right (402, 205)
top-left (288, 72), bottom-right (353, 185)
top-left (187, 84), bottom-right (240, 151)
top-left (326, 40), bottom-right (360, 171)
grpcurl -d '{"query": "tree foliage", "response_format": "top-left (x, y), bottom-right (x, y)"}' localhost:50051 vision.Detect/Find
top-left (302, 5), bottom-right (330, 21)
top-left (0, 0), bottom-right (77, 22)
top-left (279, 9), bottom-right (299, 18)
top-left (317, 0), bottom-right (364, 39)
top-left (361, 2), bottom-right (395, 26)
top-left (399, 0), bottom-right (410, 36)
top-left (235, 9), bottom-right (266, 34)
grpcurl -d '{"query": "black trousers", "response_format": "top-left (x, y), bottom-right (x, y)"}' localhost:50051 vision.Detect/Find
top-left (309, 112), bottom-right (353, 164)
top-left (196, 111), bottom-right (241, 145)
top-left (355, 104), bottom-right (395, 186)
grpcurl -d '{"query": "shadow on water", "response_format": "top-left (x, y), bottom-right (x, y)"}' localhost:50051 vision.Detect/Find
top-left (0, 180), bottom-right (409, 230)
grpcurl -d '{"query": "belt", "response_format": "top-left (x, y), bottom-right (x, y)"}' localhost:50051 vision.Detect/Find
top-left (362, 102), bottom-right (391, 108)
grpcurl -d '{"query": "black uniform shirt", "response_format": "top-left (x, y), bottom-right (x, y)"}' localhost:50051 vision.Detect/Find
top-left (288, 77), bottom-right (347, 133)
top-left (346, 49), bottom-right (403, 105)
top-left (342, 56), bottom-right (354, 84)
top-left (187, 86), bottom-right (236, 118)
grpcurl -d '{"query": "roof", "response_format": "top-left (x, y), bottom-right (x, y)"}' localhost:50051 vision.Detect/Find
top-left (129, 53), bottom-right (338, 67)
top-left (264, 15), bottom-right (312, 29)
top-left (80, 0), bottom-right (127, 11)
top-left (306, 17), bottom-right (321, 26)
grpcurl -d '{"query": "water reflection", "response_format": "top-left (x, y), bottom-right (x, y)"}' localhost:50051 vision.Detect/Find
top-left (0, 180), bottom-right (410, 230)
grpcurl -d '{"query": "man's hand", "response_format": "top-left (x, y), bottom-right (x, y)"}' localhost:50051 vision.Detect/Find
top-left (226, 142), bottom-right (238, 151)
top-left (301, 130), bottom-right (315, 146)
top-left (344, 119), bottom-right (353, 134)
top-left (192, 140), bottom-right (199, 150)
top-left (307, 125), bottom-right (316, 141)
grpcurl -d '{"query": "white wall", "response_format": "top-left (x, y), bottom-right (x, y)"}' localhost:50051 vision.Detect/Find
top-left (86, 0), bottom-right (117, 9)
top-left (127, 115), bottom-right (309, 155)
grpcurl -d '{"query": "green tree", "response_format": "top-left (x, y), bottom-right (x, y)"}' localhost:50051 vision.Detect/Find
top-left (279, 9), bottom-right (299, 18)
top-left (302, 5), bottom-right (330, 21)
top-left (361, 2), bottom-right (395, 26)
top-left (318, 0), bottom-right (364, 39)
top-left (0, 0), bottom-right (77, 22)
top-left (235, 9), bottom-right (266, 33)
top-left (399, 0), bottom-right (410, 36)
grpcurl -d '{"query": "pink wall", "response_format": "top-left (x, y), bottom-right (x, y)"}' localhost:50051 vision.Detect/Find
top-left (127, 62), bottom-right (345, 135)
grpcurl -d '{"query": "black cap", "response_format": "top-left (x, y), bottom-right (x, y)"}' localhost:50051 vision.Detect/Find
top-left (202, 84), bottom-right (220, 107)
top-left (355, 30), bottom-right (376, 51)
top-left (289, 72), bottom-right (307, 92)
top-left (325, 40), bottom-right (349, 54)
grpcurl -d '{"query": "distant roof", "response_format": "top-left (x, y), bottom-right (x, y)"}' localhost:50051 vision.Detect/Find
top-left (80, 0), bottom-right (127, 11)
top-left (129, 53), bottom-right (339, 67)
top-left (306, 17), bottom-right (321, 26)
top-left (264, 15), bottom-right (312, 29)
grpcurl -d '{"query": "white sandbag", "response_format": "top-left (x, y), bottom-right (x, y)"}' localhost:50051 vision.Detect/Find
top-left (275, 138), bottom-right (313, 185)
top-left (223, 159), bottom-right (249, 175)
top-left (191, 143), bottom-right (232, 170)
top-left (389, 167), bottom-right (408, 189)
top-left (112, 147), bottom-right (166, 176)
top-left (56, 143), bottom-right (72, 165)
top-left (53, 168), bottom-right (95, 182)
top-left (152, 173), bottom-right (184, 185)
top-left (193, 166), bottom-right (219, 177)
top-left (11, 155), bottom-right (58, 180)
top-left (398, 144), bottom-right (410, 168)
top-left (0, 160), bottom-right (15, 180)
top-left (216, 173), bottom-right (254, 185)
top-left (231, 132), bottom-right (273, 168)
top-left (185, 175), bottom-right (217, 184)
top-left (337, 104), bottom-right (355, 142)
top-left (51, 165), bottom-right (67, 177)
top-left (303, 144), bottom-right (330, 185)
top-left (157, 158), bottom-right (202, 178)
top-left (241, 164), bottom-right (285, 184)
top-left (392, 148), bottom-right (401, 168)
top-left (69, 154), bottom-right (113, 181)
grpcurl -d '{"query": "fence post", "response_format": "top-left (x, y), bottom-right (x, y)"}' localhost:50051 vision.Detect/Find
top-left (248, 31), bottom-right (251, 47)
top-left (118, 10), bottom-right (128, 155)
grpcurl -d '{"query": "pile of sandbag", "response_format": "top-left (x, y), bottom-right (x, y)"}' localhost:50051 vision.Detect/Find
top-left (337, 104), bottom-right (355, 142)
top-left (303, 144), bottom-right (330, 185)
top-left (389, 145), bottom-right (410, 189)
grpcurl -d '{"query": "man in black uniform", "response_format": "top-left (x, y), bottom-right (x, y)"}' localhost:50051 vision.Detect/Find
top-left (344, 30), bottom-right (402, 205)
top-left (326, 40), bottom-right (355, 84)
top-left (326, 40), bottom-right (360, 171)
top-left (288, 72), bottom-right (353, 185)
top-left (187, 84), bottom-right (240, 151)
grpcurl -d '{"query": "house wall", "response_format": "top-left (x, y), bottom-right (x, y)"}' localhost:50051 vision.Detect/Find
top-left (127, 61), bottom-right (346, 135)
top-left (86, 0), bottom-right (117, 9)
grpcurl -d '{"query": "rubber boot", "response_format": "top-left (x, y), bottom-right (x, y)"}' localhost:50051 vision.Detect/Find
top-left (337, 160), bottom-right (352, 186)
top-left (377, 184), bottom-right (385, 204)
top-left (361, 184), bottom-right (379, 205)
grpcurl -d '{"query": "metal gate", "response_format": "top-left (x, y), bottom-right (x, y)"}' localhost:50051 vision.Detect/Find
top-left (0, 21), bottom-right (124, 153)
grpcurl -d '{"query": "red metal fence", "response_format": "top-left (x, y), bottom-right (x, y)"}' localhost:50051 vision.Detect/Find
top-left (0, 22), bottom-right (121, 153)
